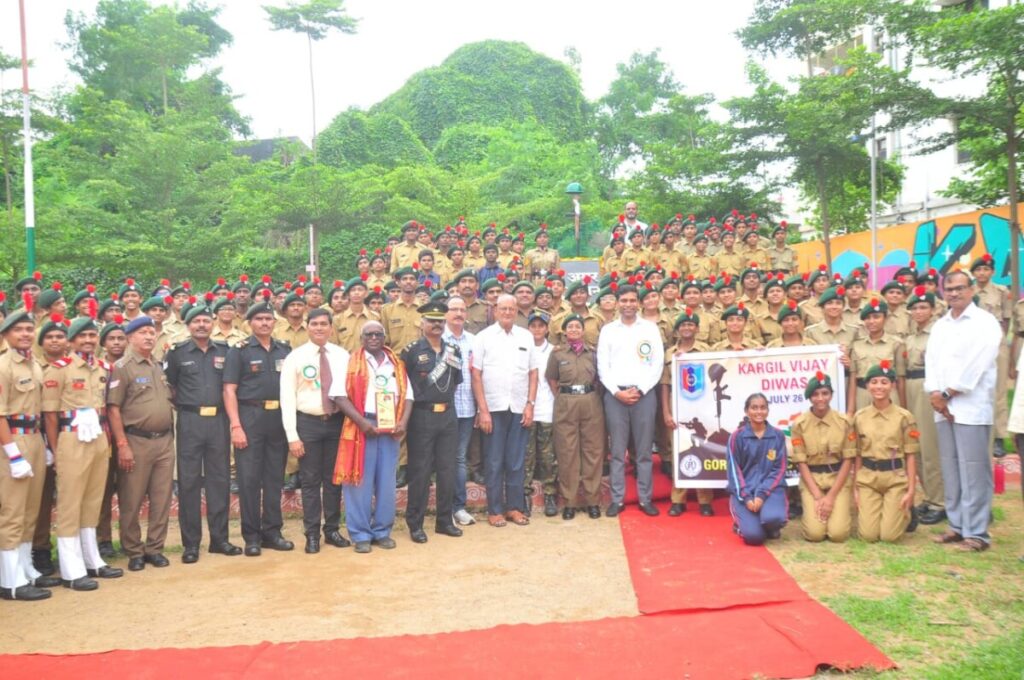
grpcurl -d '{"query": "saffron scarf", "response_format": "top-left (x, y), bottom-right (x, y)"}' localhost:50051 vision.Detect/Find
top-left (333, 347), bottom-right (408, 485)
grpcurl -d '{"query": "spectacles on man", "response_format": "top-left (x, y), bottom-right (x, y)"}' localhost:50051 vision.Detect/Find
top-left (363, 331), bottom-right (385, 338)
top-left (945, 284), bottom-right (970, 294)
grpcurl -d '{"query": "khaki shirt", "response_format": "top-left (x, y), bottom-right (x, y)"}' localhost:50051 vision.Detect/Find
top-left (524, 247), bottom-right (559, 277)
top-left (272, 319), bottom-right (309, 349)
top-left (687, 254), bottom-right (717, 280)
top-left (756, 310), bottom-right (784, 344)
top-left (544, 344), bottom-right (600, 389)
top-left (790, 409), bottom-right (856, 465)
top-left (622, 247), bottom-right (650, 272)
top-left (903, 320), bottom-right (932, 377)
top-left (381, 298), bottom-right (422, 350)
top-left (332, 307), bottom-right (380, 354)
top-left (463, 253), bottom-right (486, 270)
top-left (715, 250), bottom-right (745, 278)
top-left (738, 246), bottom-right (771, 271)
top-left (768, 246), bottom-right (797, 272)
top-left (765, 336), bottom-right (813, 348)
top-left (390, 241), bottom-right (426, 270)
top-left (849, 334), bottom-right (906, 382)
top-left (42, 353), bottom-right (110, 412)
top-left (366, 274), bottom-right (389, 291)
top-left (107, 349), bottom-right (174, 432)
top-left (805, 321), bottom-right (858, 349)
top-left (976, 282), bottom-right (1011, 323)
top-left (497, 251), bottom-right (519, 269)
top-left (601, 252), bottom-right (628, 277)
top-left (800, 298), bottom-right (824, 326)
top-left (550, 308), bottom-right (602, 347)
top-left (465, 299), bottom-right (491, 335)
top-left (655, 249), bottom-right (688, 276)
top-left (0, 350), bottom-right (43, 417)
top-left (852, 402), bottom-right (920, 460)
top-left (659, 341), bottom-right (711, 385)
top-left (884, 305), bottom-right (911, 339)
top-left (711, 336), bottom-right (762, 351)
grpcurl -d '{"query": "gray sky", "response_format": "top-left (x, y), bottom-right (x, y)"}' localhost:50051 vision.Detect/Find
top-left (1, 0), bottom-right (803, 141)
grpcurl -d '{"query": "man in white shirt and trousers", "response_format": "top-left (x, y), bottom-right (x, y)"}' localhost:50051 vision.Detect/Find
top-left (597, 282), bottom-right (664, 517)
top-left (924, 270), bottom-right (1001, 552)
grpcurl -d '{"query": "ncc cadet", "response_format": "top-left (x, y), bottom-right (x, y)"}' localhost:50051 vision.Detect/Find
top-left (211, 295), bottom-right (247, 346)
top-left (790, 372), bottom-right (855, 543)
top-left (799, 266), bottom-right (831, 326)
top-left (106, 316), bottom-right (176, 572)
top-left (711, 303), bottom-right (761, 351)
top-left (140, 295), bottom-right (176, 361)
top-left (401, 301), bottom-right (464, 542)
top-left (0, 310), bottom-right (61, 600)
top-left (848, 298), bottom-right (907, 413)
top-left (390, 221), bottom-right (425, 271)
top-left (766, 300), bottom-right (809, 347)
top-left (165, 304), bottom-right (242, 563)
top-left (333, 276), bottom-right (378, 353)
top-left (880, 280), bottom-right (911, 339)
top-left (42, 316), bottom-right (123, 591)
top-left (970, 253), bottom-right (1012, 456)
top-left (381, 265), bottom-right (424, 489)
top-left (852, 361), bottom-right (920, 543)
top-left (687, 233), bottom-right (717, 280)
top-left (768, 222), bottom-right (797, 273)
top-left (119, 277), bottom-right (144, 321)
top-left (222, 293), bottom-right (295, 556)
top-left (660, 308), bottom-right (715, 517)
top-left (551, 278), bottom-right (601, 349)
top-left (545, 313), bottom-right (604, 519)
top-left (805, 286), bottom-right (856, 372)
top-left (715, 227), bottom-right (744, 277)
top-left (96, 316), bottom-right (127, 558)
top-left (903, 286), bottom-right (945, 525)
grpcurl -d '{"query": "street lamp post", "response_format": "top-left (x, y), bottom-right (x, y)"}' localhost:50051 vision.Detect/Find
top-left (565, 182), bottom-right (583, 258)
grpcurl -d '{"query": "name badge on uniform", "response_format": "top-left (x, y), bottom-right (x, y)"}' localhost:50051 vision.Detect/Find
top-left (135, 377), bottom-right (151, 384)
top-left (274, 359), bottom-right (284, 372)
top-left (375, 393), bottom-right (397, 432)
top-left (249, 360), bottom-right (263, 373)
top-left (213, 356), bottom-right (225, 369)
top-left (72, 378), bottom-right (86, 390)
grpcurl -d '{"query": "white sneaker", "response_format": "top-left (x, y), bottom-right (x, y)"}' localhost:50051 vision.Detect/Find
top-left (453, 509), bottom-right (476, 526)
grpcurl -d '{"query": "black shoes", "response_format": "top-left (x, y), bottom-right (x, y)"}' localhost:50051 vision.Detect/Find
top-left (700, 504), bottom-right (714, 517)
top-left (128, 556), bottom-right (145, 571)
top-left (410, 529), bottom-right (428, 543)
top-left (32, 575), bottom-right (61, 588)
top-left (919, 507), bottom-right (948, 525)
top-left (788, 503), bottom-right (803, 520)
top-left (639, 502), bottom-right (660, 517)
top-left (261, 536), bottom-right (295, 551)
top-left (668, 503), bottom-right (686, 517)
top-left (145, 553), bottom-right (170, 567)
top-left (767, 527), bottom-right (782, 540)
top-left (395, 465), bottom-right (408, 489)
top-left (32, 548), bottom-right (54, 576)
top-left (587, 505), bottom-right (601, 519)
top-left (62, 576), bottom-right (98, 591)
top-left (371, 537), bottom-right (397, 549)
top-left (354, 541), bottom-right (371, 554)
top-left (86, 565), bottom-right (123, 579)
top-left (98, 541), bottom-right (117, 559)
top-left (562, 507), bottom-right (576, 520)
top-left (606, 503), bottom-right (624, 517)
top-left (0, 584), bottom-right (52, 601)
top-left (209, 542), bottom-right (243, 556)
top-left (283, 473), bottom-right (300, 492)
top-left (435, 524), bottom-right (462, 538)
top-left (244, 544), bottom-right (262, 557)
top-left (182, 547), bottom-right (200, 564)
top-left (470, 470), bottom-right (485, 486)
top-left (543, 494), bottom-right (558, 517)
top-left (305, 535), bottom-right (320, 554)
top-left (324, 530), bottom-right (351, 548)
top-left (906, 507), bottom-right (919, 533)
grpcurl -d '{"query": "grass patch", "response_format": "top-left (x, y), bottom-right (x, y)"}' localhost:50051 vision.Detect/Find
top-left (922, 629), bottom-right (1024, 680)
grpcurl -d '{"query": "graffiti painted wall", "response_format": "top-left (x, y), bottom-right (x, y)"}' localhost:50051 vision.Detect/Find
top-left (793, 205), bottom-right (1024, 292)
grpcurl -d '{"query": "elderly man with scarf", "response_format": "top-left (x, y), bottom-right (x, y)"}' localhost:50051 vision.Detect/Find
top-left (330, 321), bottom-right (413, 553)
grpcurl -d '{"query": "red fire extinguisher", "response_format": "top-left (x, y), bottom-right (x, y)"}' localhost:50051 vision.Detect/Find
top-left (994, 459), bottom-right (1006, 495)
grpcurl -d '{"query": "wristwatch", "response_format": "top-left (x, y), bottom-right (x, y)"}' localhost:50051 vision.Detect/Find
top-left (941, 390), bottom-right (952, 401)
top-left (526, 399), bottom-right (535, 405)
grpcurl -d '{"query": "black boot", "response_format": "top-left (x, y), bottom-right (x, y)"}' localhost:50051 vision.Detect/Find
top-left (395, 465), bottom-right (407, 489)
top-left (543, 494), bottom-right (558, 517)
top-left (32, 548), bottom-right (54, 576)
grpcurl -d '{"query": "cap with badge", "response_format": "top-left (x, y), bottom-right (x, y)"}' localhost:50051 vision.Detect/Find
top-left (865, 360), bottom-right (896, 382)
top-left (860, 297), bottom-right (888, 320)
top-left (674, 307), bottom-right (700, 329)
top-left (804, 370), bottom-right (833, 399)
top-left (527, 309), bottom-right (550, 326)
top-left (125, 315), bottom-right (156, 335)
top-left (118, 277), bottom-right (142, 298)
top-left (561, 313), bottom-right (585, 331)
top-left (416, 300), bottom-right (448, 320)
top-left (141, 295), bottom-right (171, 312)
top-left (721, 302), bottom-right (749, 320)
top-left (100, 314), bottom-right (127, 344)
top-left (14, 271), bottom-right (43, 292)
top-left (0, 309), bottom-right (32, 335)
top-left (72, 284), bottom-right (99, 307)
top-left (67, 316), bottom-right (99, 341)
top-left (906, 285), bottom-right (935, 308)
top-left (37, 313), bottom-right (70, 344)
top-left (36, 282), bottom-right (64, 310)
top-left (777, 299), bottom-right (801, 322)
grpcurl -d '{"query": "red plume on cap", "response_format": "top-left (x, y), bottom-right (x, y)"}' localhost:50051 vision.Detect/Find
top-left (125, 277), bottom-right (135, 286)
top-left (780, 220), bottom-right (788, 228)
top-left (261, 289), bottom-right (272, 300)
top-left (0, 291), bottom-right (5, 303)
top-left (374, 248), bottom-right (381, 255)
top-left (833, 273), bottom-right (842, 281)
top-left (802, 272), bottom-right (809, 281)
top-left (687, 274), bottom-right (695, 282)
top-left (645, 281), bottom-right (653, 291)
top-left (627, 275), bottom-right (637, 285)
top-left (262, 275), bottom-right (271, 284)
top-left (509, 263), bottom-right (519, 272)
top-left (982, 253), bottom-right (993, 262)
top-left (240, 274), bottom-right (249, 283)
top-left (540, 223), bottom-right (547, 230)
top-left (412, 262), bottom-right (420, 270)
top-left (114, 313), bottom-right (125, 325)
top-left (51, 282), bottom-right (62, 292)
top-left (360, 272), bottom-right (369, 281)
top-left (787, 299), bottom-right (797, 310)
top-left (23, 291), bottom-right (33, 313)
top-left (557, 269), bottom-right (565, 277)
top-left (87, 298), bottom-right (98, 320)
top-left (110, 292), bottom-right (118, 300)
top-left (610, 282), bottom-right (619, 292)
top-left (610, 272), bottom-right (619, 280)
top-left (818, 264), bottom-right (827, 272)
top-left (489, 222), bottom-right (496, 228)
top-left (85, 284), bottom-right (95, 294)
top-left (776, 273), bottom-right (784, 281)
top-left (204, 292), bottom-right (215, 303)
top-left (870, 297), bottom-right (880, 308)
top-left (284, 282), bottom-right (293, 291)
top-left (618, 214), bottom-right (625, 223)
top-left (217, 277), bottom-right (226, 286)
top-left (32, 271), bottom-right (42, 281)
top-left (651, 224), bottom-right (660, 231)
top-left (164, 295), bottom-right (174, 305)
top-left (709, 217), bottom-right (717, 224)
top-left (737, 302), bottom-right (745, 311)
top-left (688, 214), bottom-right (695, 221)
top-left (424, 280), bottom-right (433, 289)
top-left (373, 286), bottom-right (382, 294)
top-left (183, 281), bottom-right (192, 290)
top-left (295, 287), bottom-right (305, 296)
top-left (815, 370), bottom-right (825, 381)
top-left (685, 306), bottom-right (693, 315)
top-left (49, 312), bottom-right (63, 323)
top-left (583, 275), bottom-right (593, 284)
top-left (639, 260), bottom-right (647, 267)
top-left (723, 274), bottom-right (732, 284)
top-left (313, 276), bottom-right (321, 285)
top-left (928, 268), bottom-right (937, 276)
top-left (188, 295), bottom-right (197, 304)
top-left (750, 213), bottom-right (758, 220)
top-left (497, 273), bottom-right (506, 282)
top-left (517, 232), bottom-right (524, 239)
top-left (731, 209), bottom-right (739, 217)
top-left (837, 286), bottom-right (846, 296)
top-left (670, 271), bottom-right (679, 279)
top-left (226, 292), bottom-right (235, 301)
top-left (298, 274), bottom-right (307, 283)
top-left (880, 359), bottom-right (892, 371)
top-left (545, 279), bottom-right (554, 288)
top-left (914, 285), bottom-right (926, 296)
top-left (160, 278), bottom-right (170, 287)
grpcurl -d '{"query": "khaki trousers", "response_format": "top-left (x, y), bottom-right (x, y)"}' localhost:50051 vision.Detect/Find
top-left (799, 472), bottom-right (853, 543)
top-left (856, 466), bottom-right (909, 543)
top-left (55, 433), bottom-right (110, 537)
top-left (0, 434), bottom-right (46, 550)
top-left (553, 393), bottom-right (605, 506)
top-left (117, 433), bottom-right (175, 558)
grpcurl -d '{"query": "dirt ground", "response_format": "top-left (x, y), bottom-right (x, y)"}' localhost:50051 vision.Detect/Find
top-left (0, 513), bottom-right (639, 655)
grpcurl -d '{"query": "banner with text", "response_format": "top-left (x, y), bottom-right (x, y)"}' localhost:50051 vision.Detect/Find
top-left (671, 345), bottom-right (846, 488)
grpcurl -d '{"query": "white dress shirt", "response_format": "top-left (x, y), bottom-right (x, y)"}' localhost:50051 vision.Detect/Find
top-left (924, 302), bottom-right (1001, 425)
top-left (329, 350), bottom-right (414, 414)
top-left (472, 322), bottom-right (539, 414)
top-left (531, 340), bottom-right (555, 423)
top-left (596, 317), bottom-right (664, 396)
top-left (280, 341), bottom-right (350, 443)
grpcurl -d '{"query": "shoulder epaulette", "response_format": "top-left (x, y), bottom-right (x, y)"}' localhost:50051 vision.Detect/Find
top-left (212, 340), bottom-right (228, 347)
top-left (233, 339), bottom-right (248, 349)
top-left (98, 359), bottom-right (112, 371)
top-left (52, 357), bottom-right (72, 368)
top-left (170, 339), bottom-right (191, 351)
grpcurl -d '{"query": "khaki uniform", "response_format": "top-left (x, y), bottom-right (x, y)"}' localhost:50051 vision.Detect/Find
top-left (465, 299), bottom-right (491, 335)
top-left (687, 254), bottom-right (717, 280)
top-left (463, 253), bottom-right (486, 270)
top-left (381, 299), bottom-right (423, 351)
top-left (853, 403), bottom-right (920, 542)
top-left (497, 251), bottom-right (519, 269)
top-left (738, 246), bottom-right (770, 271)
top-left (715, 249), bottom-right (745, 278)
top-left (756, 309), bottom-right (784, 345)
top-left (799, 298), bottom-right (824, 326)
top-left (842, 303), bottom-right (867, 332)
top-left (601, 252), bottom-right (628, 277)
top-left (660, 342), bottom-right (713, 506)
top-left (42, 353), bottom-right (111, 581)
top-left (0, 350), bottom-right (47, 551)
top-left (655, 249), bottom-right (688, 276)
top-left (790, 409), bottom-right (856, 542)
top-left (903, 320), bottom-right (942, 508)
top-left (524, 247), bottom-right (559, 278)
top-left (711, 336), bottom-right (762, 351)
top-left (211, 324), bottom-right (247, 347)
top-left (272, 319), bottom-right (309, 349)
top-left (883, 305), bottom-right (911, 339)
top-left (805, 320), bottom-right (858, 349)
top-left (697, 306), bottom-right (723, 347)
top-left (768, 246), bottom-right (797, 273)
top-left (332, 307), bottom-right (379, 354)
top-left (390, 241), bottom-right (425, 271)
top-left (545, 345), bottom-right (605, 506)
top-left (550, 308), bottom-right (602, 347)
top-left (849, 334), bottom-right (906, 409)
top-left (977, 283), bottom-right (1011, 441)
top-left (151, 326), bottom-right (178, 362)
top-left (622, 247), bottom-right (650, 271)
top-left (107, 350), bottom-right (175, 559)
top-left (765, 336), bottom-right (813, 348)
top-left (366, 274), bottom-right (389, 291)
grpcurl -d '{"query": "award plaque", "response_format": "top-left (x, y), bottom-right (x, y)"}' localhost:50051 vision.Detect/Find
top-left (375, 392), bottom-right (397, 432)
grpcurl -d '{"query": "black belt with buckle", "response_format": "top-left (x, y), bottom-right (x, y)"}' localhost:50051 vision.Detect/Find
top-left (178, 405), bottom-right (222, 416)
top-left (413, 402), bottom-right (450, 413)
top-left (559, 384), bottom-right (594, 395)
top-left (125, 426), bottom-right (172, 440)
top-left (239, 399), bottom-right (281, 410)
top-left (905, 369), bottom-right (925, 379)
top-left (861, 458), bottom-right (904, 471)
top-left (808, 463), bottom-right (842, 474)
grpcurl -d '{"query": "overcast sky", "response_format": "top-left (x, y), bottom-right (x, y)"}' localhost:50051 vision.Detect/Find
top-left (1, 0), bottom-right (804, 142)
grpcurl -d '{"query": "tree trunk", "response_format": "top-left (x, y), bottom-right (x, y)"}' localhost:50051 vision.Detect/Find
top-left (816, 161), bottom-right (833, 270)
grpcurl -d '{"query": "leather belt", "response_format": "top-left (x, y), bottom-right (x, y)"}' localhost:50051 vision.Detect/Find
top-left (126, 426), bottom-right (172, 440)
top-left (178, 405), bottom-right (221, 416)
top-left (559, 384), bottom-right (594, 395)
top-left (297, 411), bottom-right (341, 421)
top-left (905, 369), bottom-right (925, 379)
top-left (860, 458), bottom-right (904, 472)
top-left (239, 399), bottom-right (281, 410)
top-left (413, 402), bottom-right (450, 413)
top-left (808, 463), bottom-right (842, 474)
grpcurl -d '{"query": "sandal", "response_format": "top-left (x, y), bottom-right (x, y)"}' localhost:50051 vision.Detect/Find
top-left (487, 514), bottom-right (507, 528)
top-left (955, 538), bottom-right (989, 552)
top-left (506, 510), bottom-right (530, 526)
top-left (932, 531), bottom-right (963, 544)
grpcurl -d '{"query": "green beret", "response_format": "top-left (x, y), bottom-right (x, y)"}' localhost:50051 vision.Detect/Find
top-left (700, 278), bottom-right (717, 291)
top-left (428, 290), bottom-right (449, 303)
top-left (534, 228), bottom-right (550, 240)
top-left (118, 278), bottom-right (142, 298)
top-left (483, 243), bottom-right (498, 253)
top-left (0, 310), bottom-right (33, 335)
top-left (392, 266), bottom-right (416, 280)
top-left (916, 268), bottom-right (940, 285)
top-left (14, 273), bottom-right (42, 291)
top-left (141, 295), bottom-right (170, 312)
top-left (444, 280), bottom-right (458, 292)
top-left (36, 286), bottom-right (64, 310)
top-left (596, 286), bottom-right (615, 299)
top-left (566, 278), bottom-right (592, 298)
top-left (714, 275), bottom-right (735, 292)
top-left (98, 298), bottom-right (122, 319)
top-left (692, 232), bottom-right (708, 244)
top-left (778, 300), bottom-right (801, 322)
top-left (453, 268), bottom-right (477, 283)
top-left (658, 276), bottom-right (680, 292)
top-left (302, 278), bottom-right (323, 292)
top-left (245, 301), bottom-right (276, 321)
top-left (211, 296), bottom-right (236, 314)
top-left (171, 282), bottom-right (192, 296)
top-left (99, 318), bottom-right (126, 344)
top-left (970, 254), bottom-right (995, 272)
top-left (637, 284), bottom-right (658, 301)
top-left (906, 286), bottom-right (935, 308)
top-left (721, 303), bottom-right (749, 321)
top-left (480, 278), bottom-right (503, 293)
top-left (365, 289), bottom-right (385, 302)
top-left (72, 287), bottom-right (99, 306)
top-left (545, 270), bottom-right (566, 283)
top-left (740, 264), bottom-right (763, 281)
top-left (865, 361), bottom-right (896, 382)
top-left (783, 275), bottom-right (804, 290)
top-left (384, 281), bottom-right (397, 292)
top-left (37, 314), bottom-right (69, 344)
top-left (597, 274), bottom-right (615, 288)
top-left (534, 283), bottom-right (553, 297)
top-left (346, 276), bottom-right (367, 291)
top-left (807, 266), bottom-right (831, 285)
top-left (561, 313), bottom-right (585, 331)
top-left (818, 286), bottom-right (845, 306)
top-left (232, 276), bottom-right (252, 293)
top-left (67, 316), bottom-right (98, 341)
top-left (843, 270), bottom-right (867, 288)
top-left (763, 275), bottom-right (786, 295)
top-left (894, 266), bottom-right (918, 281)
top-left (880, 280), bottom-right (904, 296)
top-left (673, 308), bottom-right (700, 329)
top-left (860, 298), bottom-right (888, 320)
top-left (184, 304), bottom-right (214, 324)
top-left (804, 371), bottom-right (833, 399)
top-left (680, 277), bottom-right (701, 294)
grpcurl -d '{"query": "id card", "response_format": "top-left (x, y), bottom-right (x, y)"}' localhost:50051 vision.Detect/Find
top-left (375, 393), bottom-right (397, 432)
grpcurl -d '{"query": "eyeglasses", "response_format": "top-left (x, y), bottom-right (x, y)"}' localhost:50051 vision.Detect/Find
top-left (945, 284), bottom-right (970, 294)
top-left (363, 331), bottom-right (385, 338)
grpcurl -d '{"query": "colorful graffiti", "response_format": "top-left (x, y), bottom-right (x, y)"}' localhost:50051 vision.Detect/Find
top-left (793, 205), bottom-right (1024, 291)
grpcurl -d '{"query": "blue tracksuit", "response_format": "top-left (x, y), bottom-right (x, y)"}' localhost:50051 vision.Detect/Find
top-left (726, 422), bottom-right (788, 546)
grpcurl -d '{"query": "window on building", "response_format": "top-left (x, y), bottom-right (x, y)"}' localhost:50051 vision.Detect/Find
top-left (875, 137), bottom-right (888, 161)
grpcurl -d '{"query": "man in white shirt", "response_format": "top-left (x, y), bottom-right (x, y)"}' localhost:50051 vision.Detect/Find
top-left (279, 308), bottom-right (352, 554)
top-left (924, 270), bottom-right (1002, 552)
top-left (443, 296), bottom-right (477, 526)
top-left (597, 283), bottom-right (664, 517)
top-left (471, 295), bottom-right (539, 527)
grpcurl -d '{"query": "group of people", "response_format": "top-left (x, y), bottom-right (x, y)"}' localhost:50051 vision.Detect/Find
top-left (0, 202), bottom-right (1014, 604)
